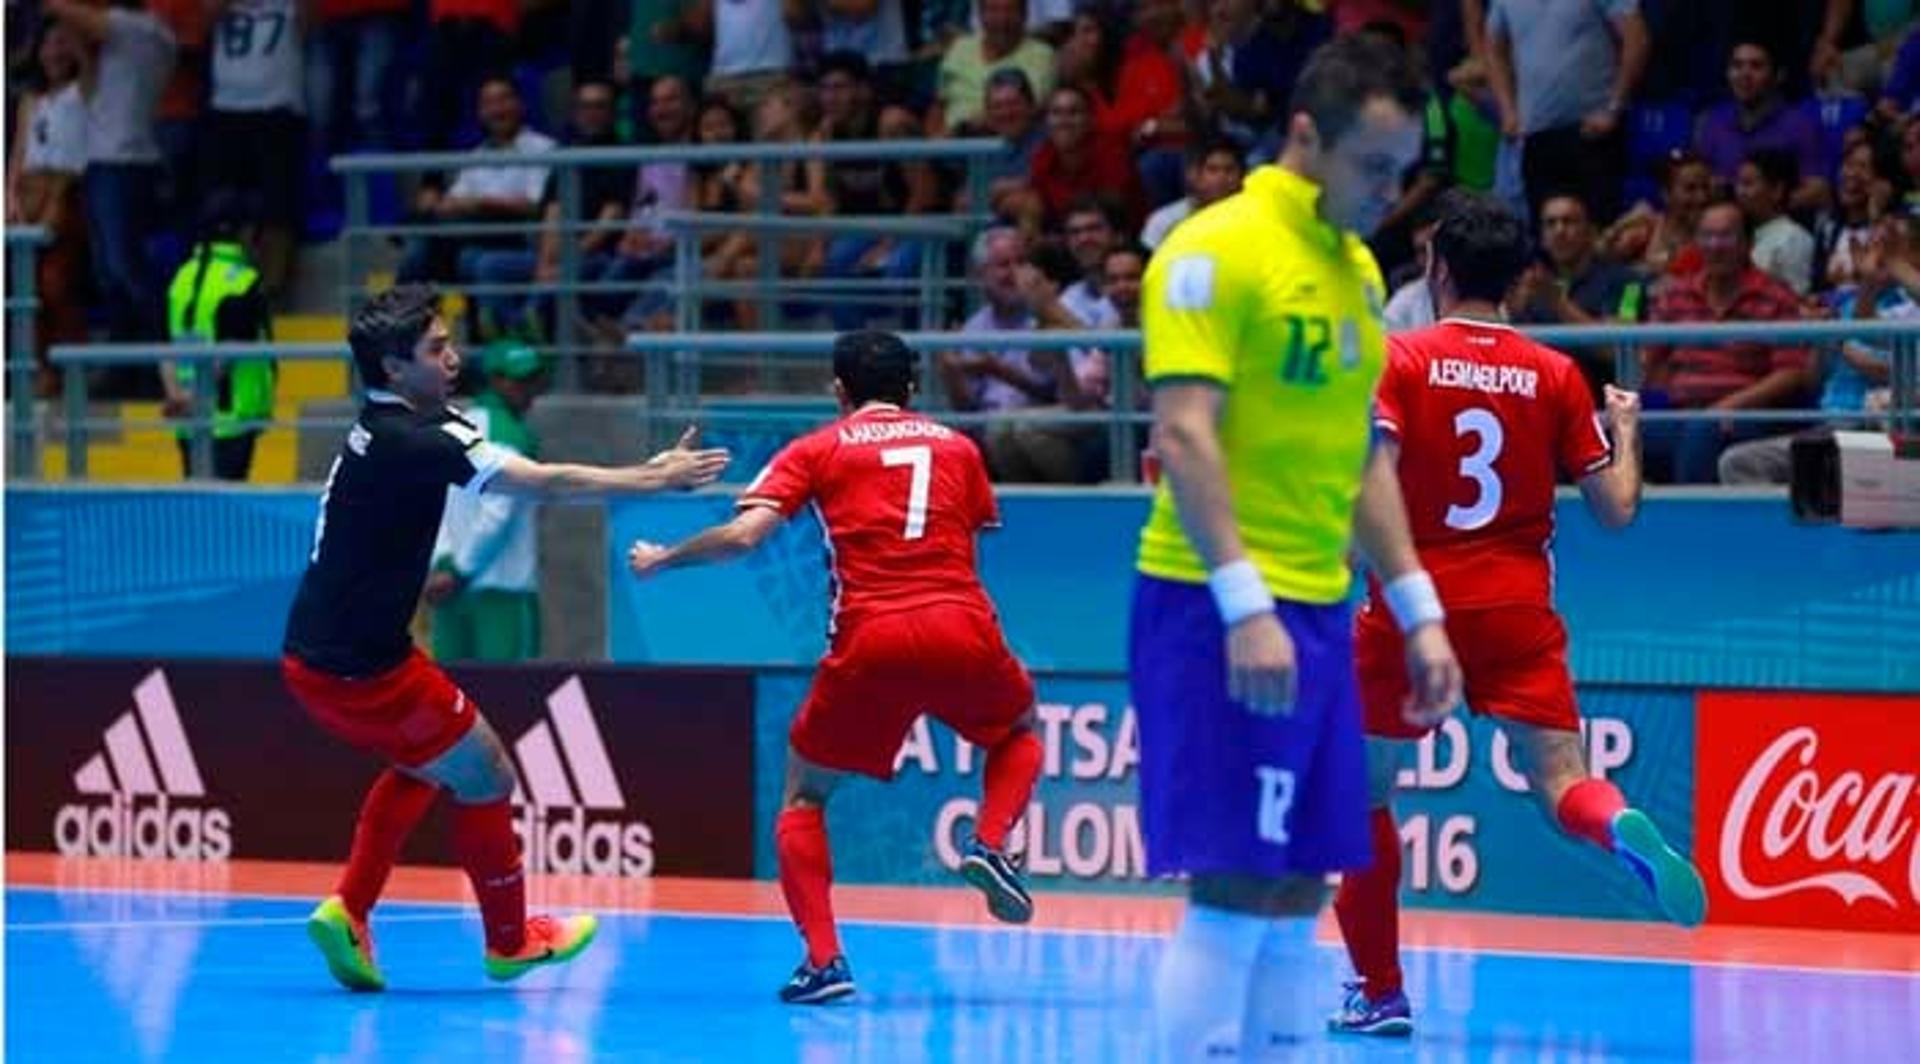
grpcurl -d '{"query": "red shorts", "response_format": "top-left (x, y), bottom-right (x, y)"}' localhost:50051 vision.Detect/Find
top-left (792, 605), bottom-right (1035, 780)
top-left (1356, 602), bottom-right (1578, 739)
top-left (282, 649), bottom-right (479, 767)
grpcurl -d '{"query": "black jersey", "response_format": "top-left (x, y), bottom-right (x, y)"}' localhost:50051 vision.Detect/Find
top-left (284, 393), bottom-right (507, 676)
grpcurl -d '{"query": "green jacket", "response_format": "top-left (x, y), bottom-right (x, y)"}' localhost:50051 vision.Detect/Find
top-left (166, 240), bottom-right (275, 439)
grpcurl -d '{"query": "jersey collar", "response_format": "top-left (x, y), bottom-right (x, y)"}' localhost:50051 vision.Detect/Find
top-left (1252, 165), bottom-right (1342, 251)
top-left (365, 388), bottom-right (413, 409)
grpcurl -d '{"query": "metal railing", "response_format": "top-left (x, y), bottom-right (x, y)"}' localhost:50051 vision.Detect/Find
top-left (30, 318), bottom-right (1920, 483)
top-left (7, 226), bottom-right (47, 477)
top-left (331, 139), bottom-right (1007, 390)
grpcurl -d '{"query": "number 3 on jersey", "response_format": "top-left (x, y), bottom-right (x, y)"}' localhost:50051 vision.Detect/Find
top-left (1446, 408), bottom-right (1504, 531)
top-left (881, 445), bottom-right (931, 540)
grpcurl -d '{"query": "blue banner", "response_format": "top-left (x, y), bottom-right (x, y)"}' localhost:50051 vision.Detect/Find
top-left (750, 672), bottom-right (1696, 917)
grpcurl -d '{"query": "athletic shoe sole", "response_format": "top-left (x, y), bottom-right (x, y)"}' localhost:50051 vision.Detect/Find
top-left (961, 854), bottom-right (1034, 924)
top-left (782, 980), bottom-right (857, 1005)
top-left (306, 899), bottom-right (385, 993)
top-left (1614, 810), bottom-right (1708, 928)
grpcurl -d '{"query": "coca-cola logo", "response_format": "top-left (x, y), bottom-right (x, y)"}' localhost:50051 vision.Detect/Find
top-left (1719, 726), bottom-right (1918, 908)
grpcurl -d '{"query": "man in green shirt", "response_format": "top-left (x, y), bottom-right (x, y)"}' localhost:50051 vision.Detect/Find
top-left (424, 340), bottom-right (547, 661)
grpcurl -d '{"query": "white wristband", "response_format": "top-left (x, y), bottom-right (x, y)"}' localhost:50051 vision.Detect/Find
top-left (1208, 560), bottom-right (1275, 627)
top-left (1383, 570), bottom-right (1445, 633)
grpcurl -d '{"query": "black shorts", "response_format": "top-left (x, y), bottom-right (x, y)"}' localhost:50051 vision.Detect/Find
top-left (203, 108), bottom-right (306, 226)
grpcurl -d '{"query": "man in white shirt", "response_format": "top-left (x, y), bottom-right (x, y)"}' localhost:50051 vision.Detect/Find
top-left (1141, 137), bottom-right (1245, 251)
top-left (1738, 148), bottom-right (1816, 295)
top-left (206, 0), bottom-right (306, 302)
top-left (399, 77), bottom-right (557, 286)
top-left (698, 0), bottom-right (802, 115)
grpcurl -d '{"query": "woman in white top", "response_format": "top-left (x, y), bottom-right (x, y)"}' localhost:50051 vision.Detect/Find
top-left (6, 20), bottom-right (92, 397)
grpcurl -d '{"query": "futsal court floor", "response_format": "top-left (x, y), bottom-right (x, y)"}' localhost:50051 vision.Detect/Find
top-left (6, 854), bottom-right (1915, 1062)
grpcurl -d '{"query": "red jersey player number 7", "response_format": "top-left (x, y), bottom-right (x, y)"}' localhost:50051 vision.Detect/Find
top-left (627, 330), bottom-right (1045, 1007)
top-left (1329, 191), bottom-right (1707, 1039)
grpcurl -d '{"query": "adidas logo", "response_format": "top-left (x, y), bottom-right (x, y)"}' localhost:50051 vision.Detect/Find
top-left (509, 677), bottom-right (654, 877)
top-left (54, 670), bottom-right (233, 861)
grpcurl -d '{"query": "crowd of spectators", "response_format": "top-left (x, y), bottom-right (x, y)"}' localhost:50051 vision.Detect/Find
top-left (5, 0), bottom-right (1919, 483)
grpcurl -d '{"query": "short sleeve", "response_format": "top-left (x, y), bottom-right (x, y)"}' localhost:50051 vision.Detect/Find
top-left (739, 434), bottom-right (822, 518)
top-left (1556, 364), bottom-right (1612, 478)
top-left (410, 417), bottom-right (509, 494)
top-left (1372, 336), bottom-right (1416, 439)
top-left (1142, 245), bottom-right (1242, 386)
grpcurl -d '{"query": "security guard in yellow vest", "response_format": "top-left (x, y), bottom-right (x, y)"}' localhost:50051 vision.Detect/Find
top-left (165, 212), bottom-right (276, 481)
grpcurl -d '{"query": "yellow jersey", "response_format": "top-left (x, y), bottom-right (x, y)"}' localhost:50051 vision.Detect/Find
top-left (1136, 165), bottom-right (1390, 604)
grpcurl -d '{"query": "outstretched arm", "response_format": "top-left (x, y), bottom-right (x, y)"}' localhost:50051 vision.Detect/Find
top-left (485, 426), bottom-right (729, 499)
top-left (628, 505), bottom-right (784, 576)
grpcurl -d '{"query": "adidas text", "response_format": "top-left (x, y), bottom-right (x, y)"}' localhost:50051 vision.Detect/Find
top-left (54, 795), bottom-right (232, 861)
top-left (508, 676), bottom-right (655, 878)
top-left (513, 805), bottom-right (654, 877)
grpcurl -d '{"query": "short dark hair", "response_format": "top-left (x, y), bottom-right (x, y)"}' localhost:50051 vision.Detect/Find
top-left (1729, 37), bottom-right (1778, 66)
top-left (349, 285), bottom-right (440, 389)
top-left (818, 50), bottom-right (872, 84)
top-left (984, 67), bottom-right (1037, 103)
top-left (833, 329), bottom-right (915, 407)
top-left (1188, 134), bottom-right (1245, 169)
top-left (1429, 189), bottom-right (1532, 304)
top-left (1064, 194), bottom-right (1121, 230)
top-left (1745, 147), bottom-right (1799, 192)
top-left (1103, 241), bottom-right (1149, 269)
top-left (1287, 33), bottom-right (1425, 146)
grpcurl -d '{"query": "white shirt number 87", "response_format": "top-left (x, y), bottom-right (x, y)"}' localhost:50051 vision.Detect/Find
top-left (1445, 408), bottom-right (1505, 531)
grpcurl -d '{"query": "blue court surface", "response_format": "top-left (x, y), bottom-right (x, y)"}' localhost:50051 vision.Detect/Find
top-left (7, 885), bottom-right (1916, 1062)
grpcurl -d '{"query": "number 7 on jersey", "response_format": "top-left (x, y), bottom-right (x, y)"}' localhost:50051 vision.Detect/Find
top-left (881, 445), bottom-right (931, 540)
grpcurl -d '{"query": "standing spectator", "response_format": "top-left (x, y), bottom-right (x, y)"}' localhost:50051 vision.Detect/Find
top-left (1189, 0), bottom-right (1318, 156)
top-left (929, 0), bottom-right (1055, 136)
top-left (163, 196), bottom-right (275, 482)
top-left (148, 0), bottom-right (211, 245)
top-left (1604, 149), bottom-right (1715, 278)
top-left (205, 0), bottom-right (306, 305)
top-left (1642, 198), bottom-right (1812, 483)
top-left (696, 0), bottom-right (803, 116)
top-left (1720, 212), bottom-right (1914, 484)
top-left (421, 0), bottom-right (517, 150)
top-left (1511, 192), bottom-right (1645, 396)
top-left (7, 19), bottom-right (90, 397)
top-left (1140, 136), bottom-right (1244, 250)
top-left (1737, 149), bottom-right (1817, 295)
top-left (1107, 0), bottom-right (1188, 207)
top-left (1877, 24), bottom-right (1920, 119)
top-left (623, 0), bottom-right (705, 139)
top-left (307, 0), bottom-right (409, 154)
top-left (1816, 139), bottom-right (1888, 288)
top-left (425, 340), bottom-right (547, 662)
top-left (465, 80), bottom-right (633, 340)
top-left (50, 0), bottom-right (176, 354)
top-left (1486, 0), bottom-right (1648, 225)
top-left (399, 78), bottom-right (556, 286)
top-left (821, 0), bottom-right (914, 102)
top-left (1026, 84), bottom-right (1144, 233)
top-left (1693, 40), bottom-right (1831, 213)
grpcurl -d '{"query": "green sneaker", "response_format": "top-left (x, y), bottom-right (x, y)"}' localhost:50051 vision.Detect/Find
top-left (1612, 809), bottom-right (1708, 927)
top-left (306, 896), bottom-right (386, 992)
top-left (484, 914), bottom-right (599, 982)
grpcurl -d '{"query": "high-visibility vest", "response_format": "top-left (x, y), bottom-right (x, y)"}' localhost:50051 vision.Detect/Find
top-left (166, 240), bottom-right (276, 439)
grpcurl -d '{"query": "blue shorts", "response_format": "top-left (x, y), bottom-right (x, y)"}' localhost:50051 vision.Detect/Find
top-left (1129, 575), bottom-right (1370, 878)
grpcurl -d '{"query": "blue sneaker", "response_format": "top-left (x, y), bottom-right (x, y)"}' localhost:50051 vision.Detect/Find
top-left (1327, 980), bottom-right (1414, 1037)
top-left (779, 956), bottom-right (855, 1005)
top-left (959, 837), bottom-right (1033, 924)
top-left (1612, 809), bottom-right (1707, 927)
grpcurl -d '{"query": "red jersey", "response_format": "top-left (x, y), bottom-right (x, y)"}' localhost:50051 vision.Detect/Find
top-left (739, 406), bottom-right (999, 631)
top-left (1374, 319), bottom-right (1612, 610)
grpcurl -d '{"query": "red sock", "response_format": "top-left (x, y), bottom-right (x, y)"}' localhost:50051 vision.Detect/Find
top-left (451, 799), bottom-right (526, 954)
top-left (1333, 806), bottom-right (1404, 997)
top-left (336, 768), bottom-right (440, 921)
top-left (775, 806), bottom-right (841, 967)
top-left (1557, 778), bottom-right (1628, 852)
top-left (976, 730), bottom-right (1042, 851)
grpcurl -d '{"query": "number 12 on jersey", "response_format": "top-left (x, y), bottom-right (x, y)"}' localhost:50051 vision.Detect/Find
top-left (881, 445), bottom-right (931, 540)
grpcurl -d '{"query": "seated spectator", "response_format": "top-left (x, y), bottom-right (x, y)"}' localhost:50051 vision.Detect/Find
top-left (964, 68), bottom-right (1046, 216)
top-left (465, 80), bottom-right (633, 340)
top-left (1058, 197), bottom-right (1122, 328)
top-left (1511, 192), bottom-right (1644, 395)
top-left (1720, 212), bottom-right (1914, 484)
top-left (1642, 198), bottom-right (1813, 483)
top-left (1141, 136), bottom-right (1246, 250)
top-left (1383, 213), bottom-right (1438, 333)
top-left (6, 19), bottom-right (90, 397)
top-left (592, 76), bottom-right (698, 342)
top-left (1603, 149), bottom-right (1714, 278)
top-left (399, 77), bottom-right (556, 287)
top-left (1815, 139), bottom-right (1889, 288)
top-left (1055, 9), bottom-right (1121, 133)
top-left (1694, 39), bottom-right (1831, 213)
top-left (1736, 148), bottom-right (1816, 294)
top-left (929, 0), bottom-right (1055, 136)
top-left (1026, 84), bottom-right (1145, 233)
top-left (1108, 0), bottom-right (1189, 206)
top-left (703, 85), bottom-right (820, 328)
top-left (205, 0), bottom-right (306, 304)
top-left (1102, 241), bottom-right (1144, 330)
top-left (937, 227), bottom-right (1055, 418)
